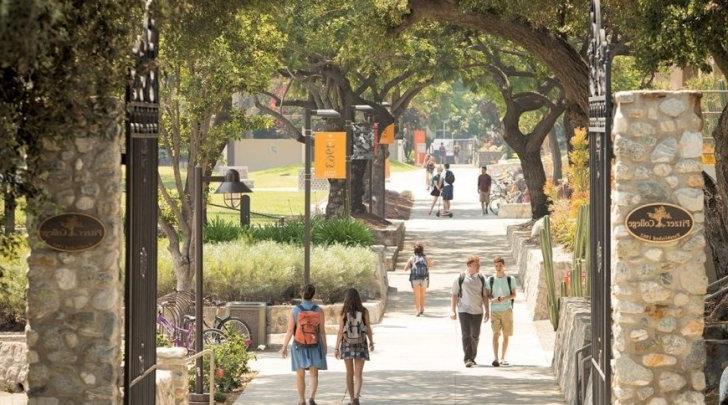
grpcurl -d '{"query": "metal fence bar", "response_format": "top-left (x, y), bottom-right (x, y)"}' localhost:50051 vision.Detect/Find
top-left (185, 348), bottom-right (215, 405)
top-left (574, 344), bottom-right (592, 405)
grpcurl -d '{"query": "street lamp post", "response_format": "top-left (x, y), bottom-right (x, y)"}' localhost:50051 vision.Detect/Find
top-left (192, 168), bottom-right (249, 394)
top-left (303, 109), bottom-right (341, 286)
top-left (380, 102), bottom-right (391, 219)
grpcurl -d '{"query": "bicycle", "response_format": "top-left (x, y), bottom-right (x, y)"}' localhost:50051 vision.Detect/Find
top-left (156, 310), bottom-right (227, 353)
top-left (489, 180), bottom-right (508, 215)
top-left (204, 298), bottom-right (252, 342)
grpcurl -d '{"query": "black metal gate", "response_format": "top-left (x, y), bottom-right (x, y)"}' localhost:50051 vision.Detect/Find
top-left (123, 4), bottom-right (159, 404)
top-left (588, 0), bottom-right (612, 403)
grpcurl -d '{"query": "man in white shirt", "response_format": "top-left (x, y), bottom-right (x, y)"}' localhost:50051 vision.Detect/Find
top-left (450, 256), bottom-right (490, 368)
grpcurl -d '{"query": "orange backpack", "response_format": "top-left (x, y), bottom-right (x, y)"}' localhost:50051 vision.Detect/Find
top-left (294, 304), bottom-right (322, 347)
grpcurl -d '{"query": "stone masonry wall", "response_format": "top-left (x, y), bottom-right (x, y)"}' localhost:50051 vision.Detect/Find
top-left (611, 91), bottom-right (707, 404)
top-left (25, 109), bottom-right (124, 404)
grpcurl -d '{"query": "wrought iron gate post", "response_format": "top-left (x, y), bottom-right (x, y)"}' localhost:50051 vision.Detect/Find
top-left (588, 0), bottom-right (613, 403)
top-left (124, 3), bottom-right (159, 403)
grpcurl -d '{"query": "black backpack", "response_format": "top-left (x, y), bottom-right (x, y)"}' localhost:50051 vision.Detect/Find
top-left (445, 170), bottom-right (455, 184)
top-left (457, 273), bottom-right (485, 298)
top-left (489, 275), bottom-right (514, 306)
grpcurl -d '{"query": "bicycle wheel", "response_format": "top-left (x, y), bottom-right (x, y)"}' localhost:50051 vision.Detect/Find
top-left (203, 328), bottom-right (227, 345)
top-left (220, 317), bottom-right (251, 340)
top-left (489, 197), bottom-right (501, 215)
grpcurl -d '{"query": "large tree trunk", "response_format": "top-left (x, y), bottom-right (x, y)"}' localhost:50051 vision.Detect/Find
top-left (351, 160), bottom-right (368, 213)
top-left (174, 259), bottom-right (194, 292)
top-left (703, 172), bottom-right (728, 280)
top-left (714, 104), bottom-right (728, 222)
top-left (326, 179), bottom-right (346, 217)
top-left (518, 148), bottom-right (550, 219)
top-left (548, 128), bottom-right (562, 181)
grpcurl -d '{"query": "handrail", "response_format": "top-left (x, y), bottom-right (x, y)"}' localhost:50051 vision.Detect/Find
top-left (130, 364), bottom-right (159, 388)
top-left (574, 343), bottom-right (592, 405)
top-left (186, 348), bottom-right (216, 405)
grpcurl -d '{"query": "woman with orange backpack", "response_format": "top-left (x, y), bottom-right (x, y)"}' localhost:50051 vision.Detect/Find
top-left (280, 284), bottom-right (327, 405)
top-left (335, 288), bottom-right (374, 405)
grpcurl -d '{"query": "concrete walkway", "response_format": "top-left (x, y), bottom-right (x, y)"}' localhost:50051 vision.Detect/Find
top-left (237, 165), bottom-right (564, 404)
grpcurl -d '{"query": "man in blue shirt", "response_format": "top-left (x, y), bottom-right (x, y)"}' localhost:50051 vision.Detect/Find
top-left (486, 256), bottom-right (517, 367)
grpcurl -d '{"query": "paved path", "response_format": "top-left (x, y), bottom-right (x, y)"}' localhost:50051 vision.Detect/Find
top-left (237, 165), bottom-right (564, 404)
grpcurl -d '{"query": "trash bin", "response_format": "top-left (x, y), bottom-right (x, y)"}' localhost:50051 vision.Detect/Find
top-left (226, 302), bottom-right (267, 348)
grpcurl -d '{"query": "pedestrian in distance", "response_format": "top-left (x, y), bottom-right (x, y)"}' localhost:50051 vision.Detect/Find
top-left (280, 284), bottom-right (327, 405)
top-left (428, 165), bottom-right (444, 215)
top-left (403, 242), bottom-right (433, 316)
top-left (450, 255), bottom-right (490, 368)
top-left (439, 163), bottom-right (455, 217)
top-left (478, 166), bottom-right (493, 215)
top-left (486, 257), bottom-right (517, 367)
top-left (438, 142), bottom-right (447, 164)
top-left (425, 154), bottom-right (436, 190)
top-left (335, 288), bottom-right (375, 405)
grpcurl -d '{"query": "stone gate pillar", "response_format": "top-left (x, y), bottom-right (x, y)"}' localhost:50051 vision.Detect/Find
top-left (25, 103), bottom-right (124, 404)
top-left (611, 91), bottom-right (707, 404)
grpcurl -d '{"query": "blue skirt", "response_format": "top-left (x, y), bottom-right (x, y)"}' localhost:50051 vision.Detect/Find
top-left (291, 342), bottom-right (328, 371)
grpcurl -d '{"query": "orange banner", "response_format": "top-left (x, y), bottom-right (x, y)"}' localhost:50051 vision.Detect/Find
top-left (380, 124), bottom-right (395, 144)
top-left (314, 132), bottom-right (346, 179)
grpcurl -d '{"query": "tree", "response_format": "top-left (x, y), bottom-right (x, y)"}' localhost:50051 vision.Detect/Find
top-left (157, 2), bottom-right (282, 291)
top-left (385, 0), bottom-right (591, 140)
top-left (0, 0), bottom-right (143, 275)
top-left (254, 2), bottom-right (467, 217)
top-left (466, 40), bottom-right (565, 219)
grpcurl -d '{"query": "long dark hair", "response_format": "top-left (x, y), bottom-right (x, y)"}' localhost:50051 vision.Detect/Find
top-left (341, 288), bottom-right (366, 323)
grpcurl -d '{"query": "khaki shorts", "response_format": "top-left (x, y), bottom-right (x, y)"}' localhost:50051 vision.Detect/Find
top-left (479, 191), bottom-right (490, 203)
top-left (491, 309), bottom-right (513, 337)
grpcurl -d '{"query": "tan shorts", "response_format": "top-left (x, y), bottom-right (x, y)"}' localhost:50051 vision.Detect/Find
top-left (411, 278), bottom-right (429, 288)
top-left (479, 191), bottom-right (490, 203)
top-left (491, 309), bottom-right (513, 337)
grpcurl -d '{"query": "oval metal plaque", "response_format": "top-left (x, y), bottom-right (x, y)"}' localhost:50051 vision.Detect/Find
top-left (38, 213), bottom-right (106, 252)
top-left (625, 203), bottom-right (694, 243)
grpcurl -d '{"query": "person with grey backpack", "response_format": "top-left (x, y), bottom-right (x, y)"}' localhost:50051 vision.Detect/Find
top-left (450, 255), bottom-right (490, 368)
top-left (335, 288), bottom-right (374, 405)
top-left (403, 242), bottom-right (433, 316)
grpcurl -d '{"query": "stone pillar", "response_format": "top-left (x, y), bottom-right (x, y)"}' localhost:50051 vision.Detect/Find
top-left (157, 347), bottom-right (189, 405)
top-left (25, 104), bottom-right (124, 404)
top-left (611, 91), bottom-right (707, 404)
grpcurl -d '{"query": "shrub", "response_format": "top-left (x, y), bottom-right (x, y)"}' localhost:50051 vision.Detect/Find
top-left (248, 216), bottom-right (374, 247)
top-left (158, 240), bottom-right (377, 304)
top-left (189, 330), bottom-right (255, 394)
top-left (547, 128), bottom-right (590, 251)
top-left (0, 241), bottom-right (28, 331)
top-left (204, 217), bottom-right (245, 244)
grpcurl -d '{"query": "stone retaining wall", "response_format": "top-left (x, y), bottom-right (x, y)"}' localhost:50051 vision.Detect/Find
top-left (371, 221), bottom-right (405, 250)
top-left (0, 335), bottom-right (27, 393)
top-left (552, 298), bottom-right (592, 405)
top-left (266, 299), bottom-right (386, 335)
top-left (498, 203), bottom-right (532, 219)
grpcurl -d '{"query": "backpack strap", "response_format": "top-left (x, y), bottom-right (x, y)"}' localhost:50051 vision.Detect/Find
top-left (457, 273), bottom-right (464, 298)
top-left (478, 274), bottom-right (485, 297)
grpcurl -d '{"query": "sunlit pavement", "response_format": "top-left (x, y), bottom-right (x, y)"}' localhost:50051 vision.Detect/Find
top-left (237, 165), bottom-right (564, 404)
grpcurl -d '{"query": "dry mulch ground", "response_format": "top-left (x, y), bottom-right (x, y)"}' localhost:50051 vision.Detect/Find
top-left (353, 190), bottom-right (413, 228)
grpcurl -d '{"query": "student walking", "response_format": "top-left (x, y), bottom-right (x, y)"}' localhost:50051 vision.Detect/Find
top-left (428, 166), bottom-right (444, 215)
top-left (441, 163), bottom-right (455, 216)
top-left (425, 154), bottom-right (436, 190)
top-left (335, 288), bottom-right (375, 405)
top-left (486, 257), bottom-right (517, 367)
top-left (478, 166), bottom-right (493, 215)
top-left (403, 242), bottom-right (433, 316)
top-left (450, 256), bottom-right (490, 368)
top-left (280, 284), bottom-right (327, 405)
